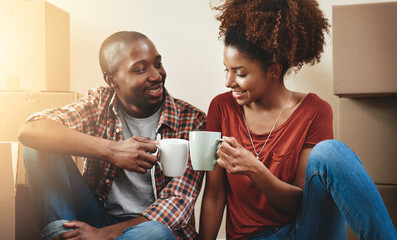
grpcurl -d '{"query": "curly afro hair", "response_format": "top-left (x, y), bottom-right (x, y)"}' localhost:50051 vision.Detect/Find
top-left (212, 0), bottom-right (330, 75)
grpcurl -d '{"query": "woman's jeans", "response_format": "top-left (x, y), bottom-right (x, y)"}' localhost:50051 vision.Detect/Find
top-left (23, 148), bottom-right (176, 240)
top-left (248, 140), bottom-right (397, 240)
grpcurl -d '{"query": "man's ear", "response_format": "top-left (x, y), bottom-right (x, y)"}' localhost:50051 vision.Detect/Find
top-left (104, 73), bottom-right (117, 89)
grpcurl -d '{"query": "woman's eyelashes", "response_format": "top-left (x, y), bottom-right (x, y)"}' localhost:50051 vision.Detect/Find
top-left (224, 68), bottom-right (247, 77)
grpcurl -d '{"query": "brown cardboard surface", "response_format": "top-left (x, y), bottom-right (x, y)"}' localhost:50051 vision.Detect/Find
top-left (378, 185), bottom-right (397, 228)
top-left (0, 0), bottom-right (70, 91)
top-left (0, 142), bottom-right (82, 239)
top-left (16, 185), bottom-right (41, 240)
top-left (72, 156), bottom-right (85, 175)
top-left (347, 185), bottom-right (397, 240)
top-left (337, 97), bottom-right (397, 184)
top-left (333, 2), bottom-right (397, 96)
top-left (0, 91), bottom-right (78, 142)
top-left (0, 142), bottom-right (17, 239)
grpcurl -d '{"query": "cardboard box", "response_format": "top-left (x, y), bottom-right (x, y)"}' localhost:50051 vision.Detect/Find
top-left (0, 0), bottom-right (70, 91)
top-left (15, 184), bottom-right (41, 240)
top-left (0, 142), bottom-right (21, 239)
top-left (1, 142), bottom-right (85, 239)
top-left (333, 2), bottom-right (397, 97)
top-left (347, 185), bottom-right (397, 240)
top-left (337, 97), bottom-right (397, 184)
top-left (378, 185), bottom-right (397, 231)
top-left (72, 156), bottom-right (85, 175)
top-left (0, 91), bottom-right (78, 142)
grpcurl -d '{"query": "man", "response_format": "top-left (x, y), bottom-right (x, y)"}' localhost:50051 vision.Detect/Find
top-left (18, 31), bottom-right (206, 240)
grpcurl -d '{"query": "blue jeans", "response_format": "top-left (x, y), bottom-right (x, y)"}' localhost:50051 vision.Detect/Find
top-left (248, 140), bottom-right (397, 240)
top-left (23, 148), bottom-right (176, 240)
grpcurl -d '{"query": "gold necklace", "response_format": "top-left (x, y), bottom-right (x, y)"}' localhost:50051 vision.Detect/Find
top-left (242, 90), bottom-right (292, 159)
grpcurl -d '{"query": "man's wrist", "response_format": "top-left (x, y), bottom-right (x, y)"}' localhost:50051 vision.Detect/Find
top-left (100, 139), bottom-right (116, 162)
top-left (107, 216), bottom-right (149, 238)
top-left (100, 225), bottom-right (122, 240)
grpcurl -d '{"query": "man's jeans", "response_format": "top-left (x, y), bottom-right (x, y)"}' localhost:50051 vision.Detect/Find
top-left (23, 148), bottom-right (176, 240)
top-left (248, 140), bottom-right (397, 240)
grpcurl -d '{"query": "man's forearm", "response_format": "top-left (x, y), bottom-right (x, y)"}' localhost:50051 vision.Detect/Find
top-left (18, 119), bottom-right (111, 160)
top-left (105, 216), bottom-right (149, 238)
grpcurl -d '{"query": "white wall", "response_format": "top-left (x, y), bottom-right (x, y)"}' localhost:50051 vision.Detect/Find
top-left (47, 0), bottom-right (226, 113)
top-left (47, 0), bottom-right (396, 115)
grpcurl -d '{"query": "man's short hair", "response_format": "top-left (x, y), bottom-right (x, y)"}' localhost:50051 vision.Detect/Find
top-left (99, 31), bottom-right (148, 75)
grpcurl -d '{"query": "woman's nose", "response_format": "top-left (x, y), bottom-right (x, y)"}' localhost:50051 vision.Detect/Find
top-left (225, 72), bottom-right (236, 88)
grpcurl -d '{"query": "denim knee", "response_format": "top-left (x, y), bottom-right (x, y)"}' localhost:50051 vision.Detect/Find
top-left (118, 221), bottom-right (176, 240)
top-left (23, 147), bottom-right (74, 172)
top-left (23, 147), bottom-right (40, 168)
top-left (308, 140), bottom-right (362, 170)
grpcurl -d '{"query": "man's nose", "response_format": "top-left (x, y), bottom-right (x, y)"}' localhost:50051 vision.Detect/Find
top-left (148, 67), bottom-right (162, 81)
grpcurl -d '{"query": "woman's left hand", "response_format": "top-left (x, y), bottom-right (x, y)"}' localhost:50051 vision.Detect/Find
top-left (216, 136), bottom-right (262, 176)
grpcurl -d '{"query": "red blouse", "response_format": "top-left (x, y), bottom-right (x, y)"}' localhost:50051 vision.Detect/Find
top-left (206, 91), bottom-right (333, 240)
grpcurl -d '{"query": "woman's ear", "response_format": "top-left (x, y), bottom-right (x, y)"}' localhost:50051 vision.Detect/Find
top-left (268, 63), bottom-right (283, 81)
top-left (104, 73), bottom-right (117, 89)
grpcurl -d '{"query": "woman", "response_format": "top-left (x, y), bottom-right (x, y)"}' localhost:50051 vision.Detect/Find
top-left (199, 0), bottom-right (397, 239)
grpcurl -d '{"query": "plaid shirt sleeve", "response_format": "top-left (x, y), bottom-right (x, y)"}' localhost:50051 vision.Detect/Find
top-left (142, 96), bottom-right (206, 237)
top-left (26, 88), bottom-right (108, 135)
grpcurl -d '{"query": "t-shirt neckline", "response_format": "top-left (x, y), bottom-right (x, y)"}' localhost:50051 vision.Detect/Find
top-left (236, 92), bottom-right (314, 137)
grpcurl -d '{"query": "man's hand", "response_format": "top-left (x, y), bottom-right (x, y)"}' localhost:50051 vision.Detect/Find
top-left (107, 136), bottom-right (158, 173)
top-left (53, 221), bottom-right (117, 240)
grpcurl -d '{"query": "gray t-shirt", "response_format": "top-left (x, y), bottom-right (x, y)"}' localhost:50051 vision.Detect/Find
top-left (104, 104), bottom-right (161, 219)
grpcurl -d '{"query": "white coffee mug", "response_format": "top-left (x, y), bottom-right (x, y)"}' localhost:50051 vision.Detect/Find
top-left (157, 138), bottom-right (189, 177)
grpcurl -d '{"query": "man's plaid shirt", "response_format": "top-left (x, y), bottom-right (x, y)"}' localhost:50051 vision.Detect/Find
top-left (28, 87), bottom-right (206, 239)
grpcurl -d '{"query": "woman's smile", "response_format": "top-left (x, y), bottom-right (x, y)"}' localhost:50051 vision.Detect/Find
top-left (231, 90), bottom-right (247, 99)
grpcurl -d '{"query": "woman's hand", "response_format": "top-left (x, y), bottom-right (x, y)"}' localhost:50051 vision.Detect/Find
top-left (216, 136), bottom-right (262, 176)
top-left (217, 136), bottom-right (304, 215)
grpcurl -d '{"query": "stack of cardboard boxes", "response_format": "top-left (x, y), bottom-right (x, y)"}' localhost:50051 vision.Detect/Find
top-left (0, 1), bottom-right (80, 239)
top-left (333, 2), bottom-right (397, 239)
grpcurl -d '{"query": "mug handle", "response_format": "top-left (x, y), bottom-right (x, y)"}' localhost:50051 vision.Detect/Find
top-left (152, 144), bottom-right (162, 170)
top-left (216, 138), bottom-right (224, 149)
top-left (155, 133), bottom-right (162, 170)
top-left (154, 142), bottom-right (189, 173)
top-left (214, 138), bottom-right (224, 164)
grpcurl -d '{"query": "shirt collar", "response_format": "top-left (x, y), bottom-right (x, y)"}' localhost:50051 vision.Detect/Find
top-left (109, 89), bottom-right (119, 116)
top-left (158, 89), bottom-right (179, 132)
top-left (108, 88), bottom-right (179, 132)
